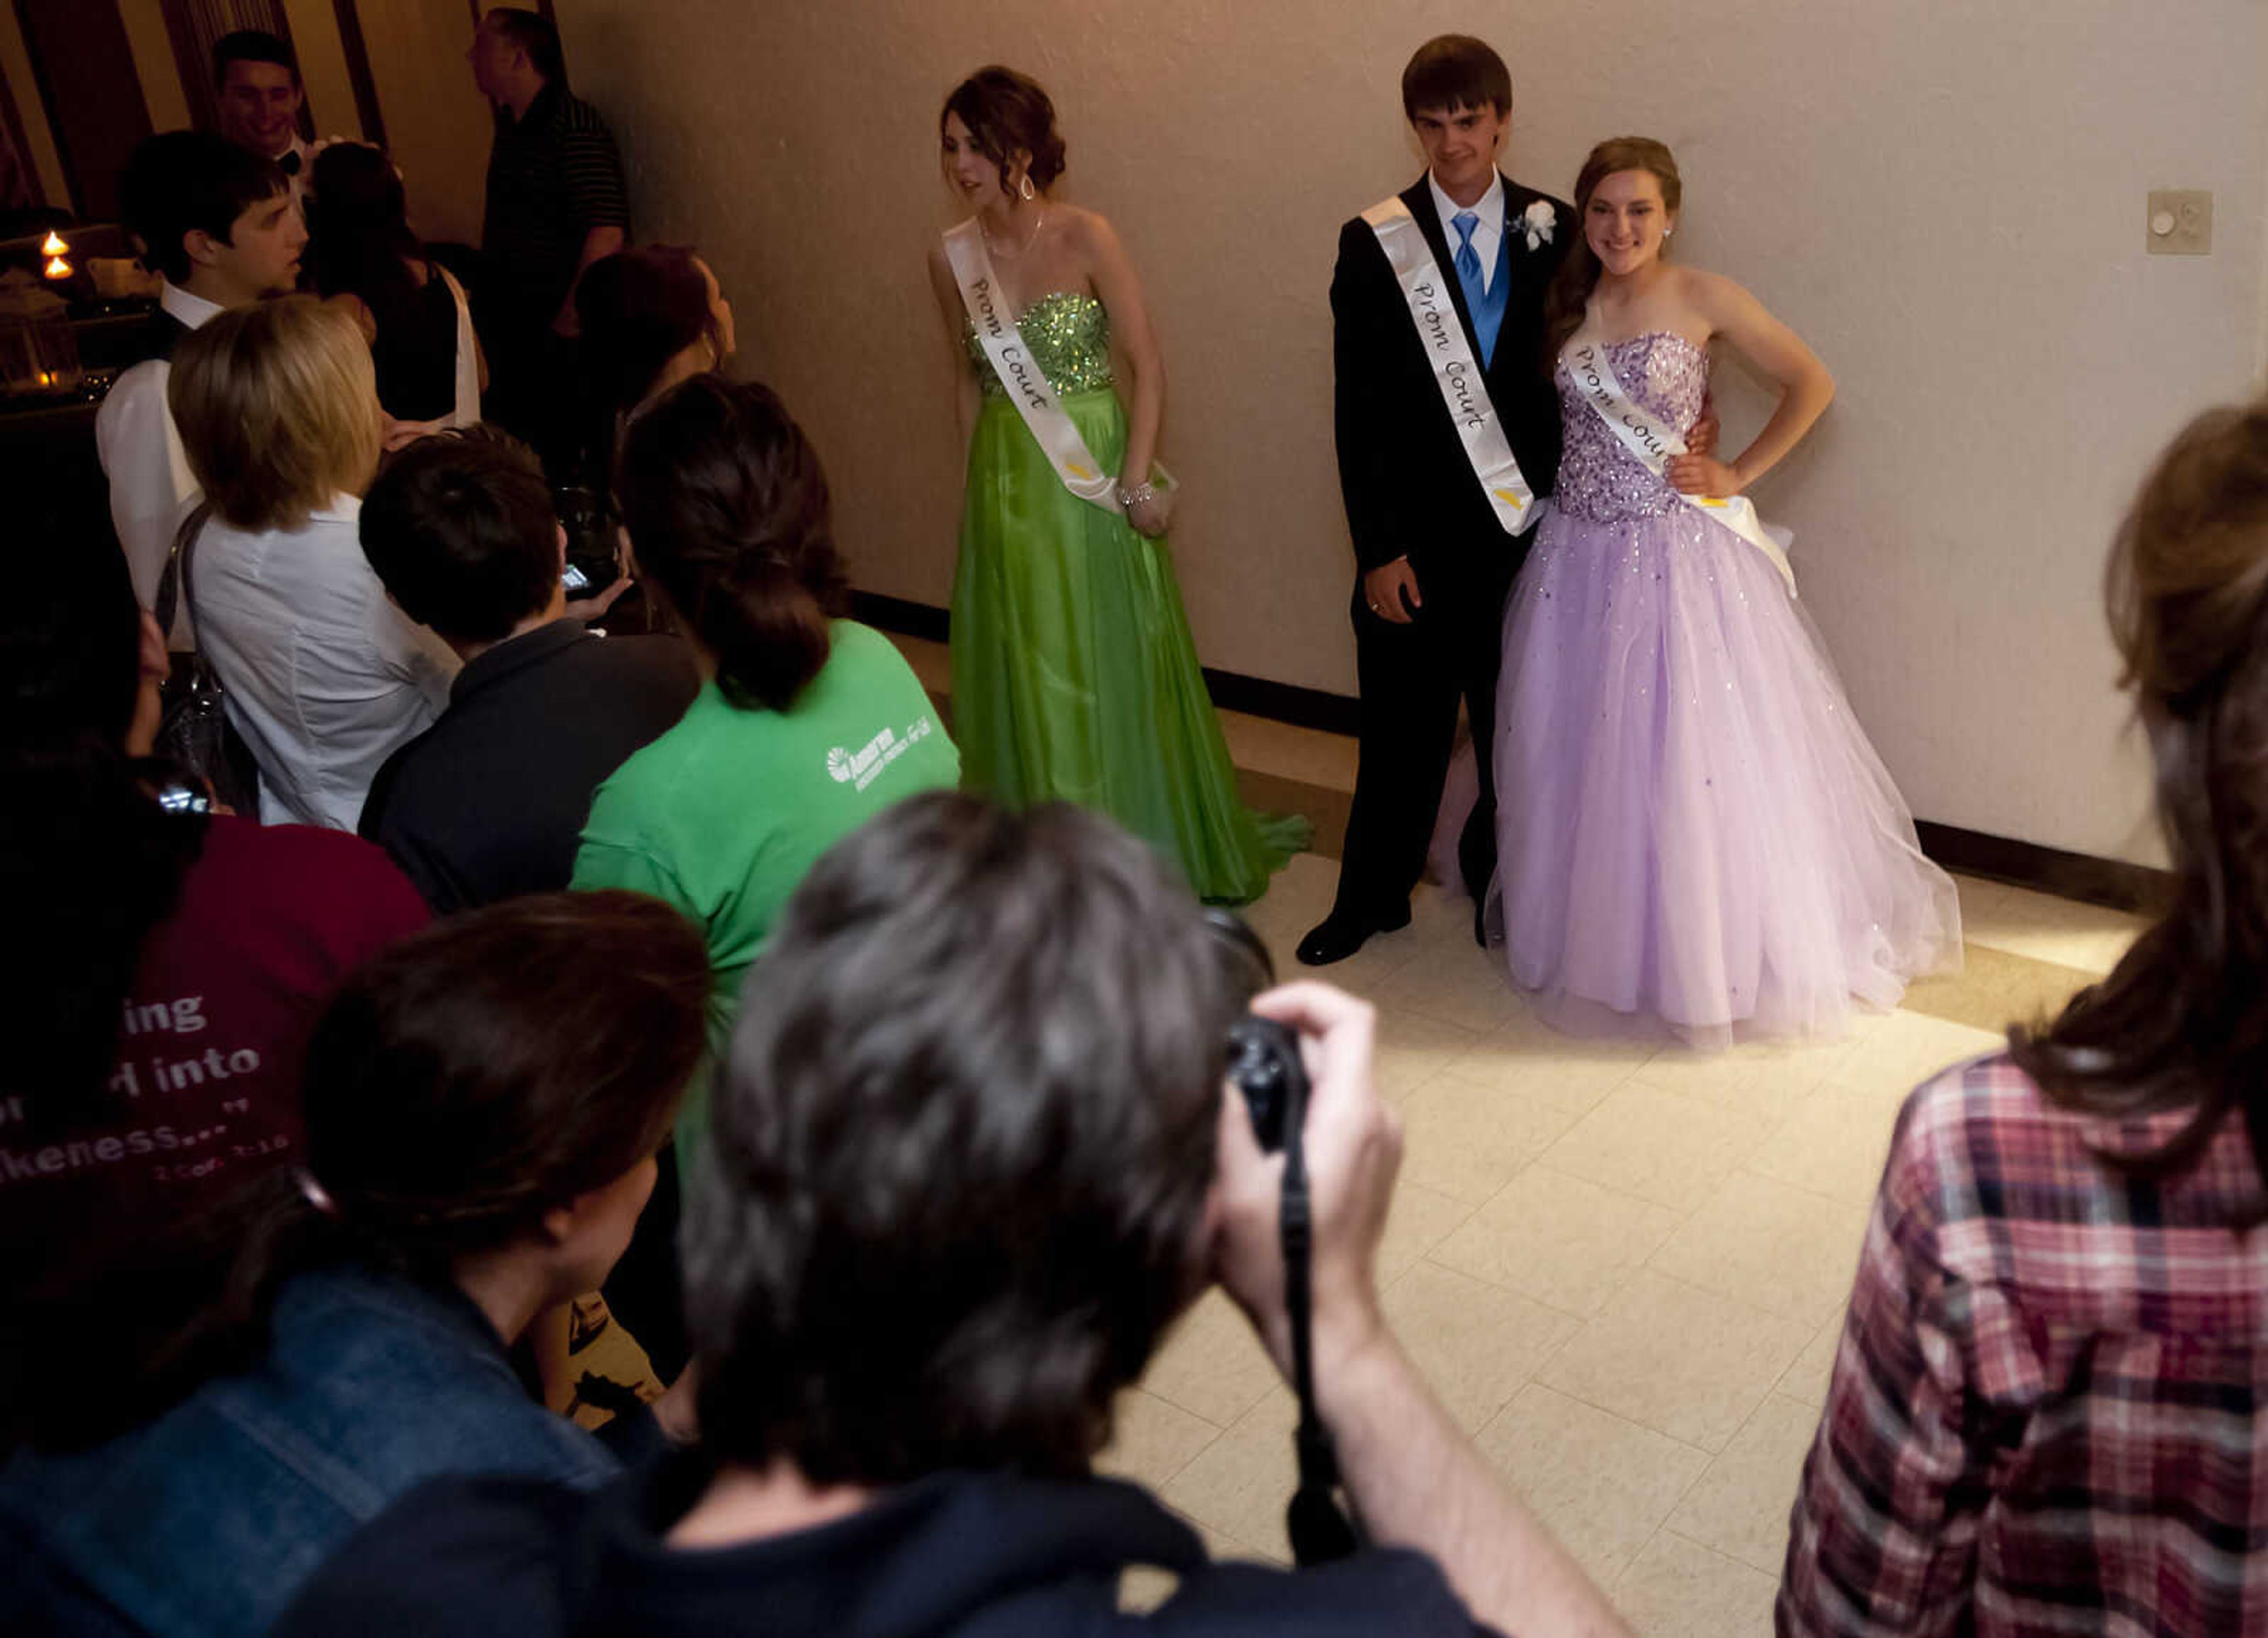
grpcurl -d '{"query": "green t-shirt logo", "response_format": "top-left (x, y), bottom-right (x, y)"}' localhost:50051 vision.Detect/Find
top-left (827, 716), bottom-right (941, 794)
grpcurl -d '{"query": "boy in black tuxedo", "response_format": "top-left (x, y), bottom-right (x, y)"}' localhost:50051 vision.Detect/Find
top-left (1299, 35), bottom-right (1570, 965)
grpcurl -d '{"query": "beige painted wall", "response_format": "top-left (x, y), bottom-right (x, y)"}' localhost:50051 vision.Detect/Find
top-left (279, 0), bottom-right (366, 143)
top-left (351, 0), bottom-right (491, 245)
top-left (555, 0), bottom-right (2266, 866)
top-left (0, 4), bottom-right (67, 205)
top-left (116, 0), bottom-right (193, 133)
top-left (113, 0), bottom-right (364, 146)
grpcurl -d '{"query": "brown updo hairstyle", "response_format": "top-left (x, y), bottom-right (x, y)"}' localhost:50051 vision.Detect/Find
top-left (576, 245), bottom-right (725, 419)
top-left (2011, 403), bottom-right (2268, 1199)
top-left (1540, 136), bottom-right (1682, 365)
top-left (617, 376), bottom-right (849, 712)
top-left (941, 66), bottom-right (1065, 195)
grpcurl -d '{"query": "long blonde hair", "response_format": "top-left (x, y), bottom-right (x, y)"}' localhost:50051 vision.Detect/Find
top-left (1541, 137), bottom-right (1683, 366)
top-left (169, 295), bottom-right (384, 532)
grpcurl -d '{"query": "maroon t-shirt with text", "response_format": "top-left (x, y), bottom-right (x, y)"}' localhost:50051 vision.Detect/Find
top-left (1, 817), bottom-right (427, 1289)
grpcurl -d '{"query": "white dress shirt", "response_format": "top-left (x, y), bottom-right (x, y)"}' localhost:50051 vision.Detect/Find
top-left (1426, 169), bottom-right (1507, 295)
top-left (188, 495), bottom-right (461, 830)
top-left (94, 282), bottom-right (227, 637)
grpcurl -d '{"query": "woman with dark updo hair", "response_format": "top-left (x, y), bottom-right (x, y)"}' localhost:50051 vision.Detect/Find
top-left (927, 66), bottom-right (1307, 903)
top-left (305, 141), bottom-right (484, 429)
top-left (576, 244), bottom-right (736, 429)
top-left (572, 376), bottom-right (959, 1138)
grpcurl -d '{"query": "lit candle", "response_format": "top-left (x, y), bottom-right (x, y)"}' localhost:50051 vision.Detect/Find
top-left (39, 232), bottom-right (66, 256)
top-left (43, 254), bottom-right (71, 279)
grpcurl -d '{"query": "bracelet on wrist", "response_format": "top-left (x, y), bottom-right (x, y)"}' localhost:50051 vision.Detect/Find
top-left (1117, 481), bottom-right (1156, 510)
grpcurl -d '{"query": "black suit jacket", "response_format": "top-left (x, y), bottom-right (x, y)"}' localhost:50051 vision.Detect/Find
top-left (359, 619), bottom-right (699, 912)
top-left (123, 306), bottom-right (193, 367)
top-left (1331, 173), bottom-right (1574, 579)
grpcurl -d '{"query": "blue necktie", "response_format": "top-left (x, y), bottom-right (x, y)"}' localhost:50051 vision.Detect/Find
top-left (1452, 210), bottom-right (1485, 302)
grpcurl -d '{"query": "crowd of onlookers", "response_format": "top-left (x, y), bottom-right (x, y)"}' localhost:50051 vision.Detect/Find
top-left (9, 10), bottom-right (2268, 1637)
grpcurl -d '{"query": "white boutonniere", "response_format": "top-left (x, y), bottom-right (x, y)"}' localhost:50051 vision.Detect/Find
top-left (1521, 200), bottom-right (1556, 250)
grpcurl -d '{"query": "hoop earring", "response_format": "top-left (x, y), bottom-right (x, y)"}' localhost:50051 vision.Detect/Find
top-left (1018, 175), bottom-right (1035, 201)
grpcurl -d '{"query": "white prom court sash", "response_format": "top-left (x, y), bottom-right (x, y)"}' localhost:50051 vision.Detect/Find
top-left (1360, 195), bottom-right (1534, 535)
top-left (1560, 318), bottom-right (1798, 596)
top-left (941, 218), bottom-right (1119, 513)
top-left (438, 265), bottom-right (481, 430)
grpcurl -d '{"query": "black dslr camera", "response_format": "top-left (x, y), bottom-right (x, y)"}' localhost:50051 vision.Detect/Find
top-left (1224, 1016), bottom-right (1303, 1153)
top-left (1203, 911), bottom-right (1358, 1566)
top-left (1207, 909), bottom-right (1306, 1152)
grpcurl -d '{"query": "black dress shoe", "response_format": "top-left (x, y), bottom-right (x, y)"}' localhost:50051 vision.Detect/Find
top-left (1295, 903), bottom-right (1412, 967)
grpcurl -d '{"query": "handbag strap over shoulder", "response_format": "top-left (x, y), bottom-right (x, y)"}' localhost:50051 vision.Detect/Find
top-left (151, 501), bottom-right (214, 653)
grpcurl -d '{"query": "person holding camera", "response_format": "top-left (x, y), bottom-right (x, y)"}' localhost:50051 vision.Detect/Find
top-left (356, 425), bottom-right (697, 914)
top-left (274, 792), bottom-right (1626, 1638)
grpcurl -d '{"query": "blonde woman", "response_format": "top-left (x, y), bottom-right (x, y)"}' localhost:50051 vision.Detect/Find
top-left (169, 296), bottom-right (458, 829)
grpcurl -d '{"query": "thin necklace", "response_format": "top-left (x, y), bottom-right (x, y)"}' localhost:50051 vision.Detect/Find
top-left (984, 204), bottom-right (1045, 259)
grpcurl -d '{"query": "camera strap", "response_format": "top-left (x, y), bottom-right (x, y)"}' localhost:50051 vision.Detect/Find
top-left (1279, 1066), bottom-right (1361, 1566)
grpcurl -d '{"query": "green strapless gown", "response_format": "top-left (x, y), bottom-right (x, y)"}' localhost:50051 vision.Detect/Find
top-left (953, 292), bottom-right (1309, 902)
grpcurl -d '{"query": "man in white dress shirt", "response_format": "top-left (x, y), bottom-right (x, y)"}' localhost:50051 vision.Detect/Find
top-left (99, 132), bottom-right (305, 629)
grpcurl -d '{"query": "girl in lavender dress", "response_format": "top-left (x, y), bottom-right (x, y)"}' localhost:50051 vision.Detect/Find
top-left (1490, 138), bottom-right (1959, 1046)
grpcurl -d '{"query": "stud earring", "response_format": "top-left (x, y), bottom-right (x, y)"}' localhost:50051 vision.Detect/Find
top-left (1018, 175), bottom-right (1035, 201)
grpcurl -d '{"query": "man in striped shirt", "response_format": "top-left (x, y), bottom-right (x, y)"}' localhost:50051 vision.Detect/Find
top-left (471, 6), bottom-right (628, 478)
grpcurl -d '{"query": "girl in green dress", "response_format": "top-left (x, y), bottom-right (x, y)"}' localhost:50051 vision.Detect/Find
top-left (926, 66), bottom-right (1308, 904)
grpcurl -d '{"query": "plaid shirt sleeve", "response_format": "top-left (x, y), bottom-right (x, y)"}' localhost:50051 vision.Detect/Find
top-left (1777, 1090), bottom-right (1999, 1636)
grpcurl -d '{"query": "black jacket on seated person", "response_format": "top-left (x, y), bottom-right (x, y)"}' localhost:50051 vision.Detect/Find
top-left (359, 618), bottom-right (697, 912)
top-left (273, 1450), bottom-right (1501, 1637)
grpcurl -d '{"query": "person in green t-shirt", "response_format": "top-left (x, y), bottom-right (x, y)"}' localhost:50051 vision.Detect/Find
top-left (572, 377), bottom-right (959, 1095)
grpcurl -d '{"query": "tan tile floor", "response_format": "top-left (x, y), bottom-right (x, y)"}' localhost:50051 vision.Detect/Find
top-left (1125, 852), bottom-right (2140, 1633)
top-left (883, 629), bottom-right (2148, 1632)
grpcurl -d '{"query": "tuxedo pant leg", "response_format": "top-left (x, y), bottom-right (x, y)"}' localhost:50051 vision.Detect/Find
top-left (1332, 585), bottom-right (1464, 922)
top-left (1454, 546), bottom-right (1523, 901)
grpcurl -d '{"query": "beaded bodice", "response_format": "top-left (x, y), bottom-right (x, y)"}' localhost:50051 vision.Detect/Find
top-left (1553, 331), bottom-right (1708, 523)
top-left (965, 291), bottom-right (1115, 397)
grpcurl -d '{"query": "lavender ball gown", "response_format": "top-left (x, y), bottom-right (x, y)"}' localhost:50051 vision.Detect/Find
top-left (1488, 332), bottom-right (1959, 1045)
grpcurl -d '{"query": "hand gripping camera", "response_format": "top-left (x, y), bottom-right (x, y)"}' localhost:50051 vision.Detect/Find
top-left (1210, 914), bottom-right (1361, 1567)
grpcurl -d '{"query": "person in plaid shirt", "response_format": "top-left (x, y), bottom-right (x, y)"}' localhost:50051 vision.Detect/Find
top-left (1780, 401), bottom-right (2268, 1636)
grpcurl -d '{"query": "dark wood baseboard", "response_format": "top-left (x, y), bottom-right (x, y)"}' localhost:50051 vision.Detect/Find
top-left (850, 590), bottom-right (1365, 734)
top-left (1197, 670), bottom-right (1360, 736)
top-left (851, 590), bottom-right (2174, 916)
top-left (850, 591), bottom-right (949, 643)
top-left (1913, 823), bottom-right (2169, 916)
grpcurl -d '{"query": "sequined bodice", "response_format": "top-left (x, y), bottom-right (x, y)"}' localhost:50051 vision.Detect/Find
top-left (1554, 332), bottom-right (1708, 523)
top-left (966, 291), bottom-right (1115, 397)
